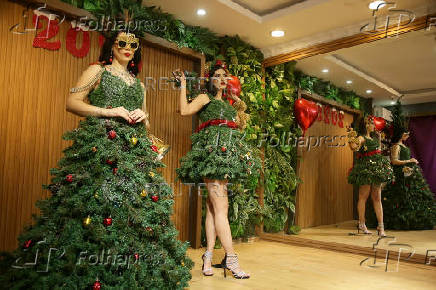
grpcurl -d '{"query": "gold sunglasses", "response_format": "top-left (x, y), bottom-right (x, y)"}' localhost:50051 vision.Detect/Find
top-left (115, 33), bottom-right (140, 51)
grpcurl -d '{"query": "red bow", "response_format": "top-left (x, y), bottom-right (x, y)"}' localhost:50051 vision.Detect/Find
top-left (196, 119), bottom-right (238, 133)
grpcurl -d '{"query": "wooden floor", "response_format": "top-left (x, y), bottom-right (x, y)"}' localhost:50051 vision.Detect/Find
top-left (187, 240), bottom-right (436, 290)
top-left (296, 220), bottom-right (436, 256)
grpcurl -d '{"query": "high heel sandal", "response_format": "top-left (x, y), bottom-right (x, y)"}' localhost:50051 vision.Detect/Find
top-left (357, 222), bottom-right (372, 235)
top-left (201, 251), bottom-right (214, 276)
top-left (377, 223), bottom-right (387, 237)
top-left (221, 254), bottom-right (250, 279)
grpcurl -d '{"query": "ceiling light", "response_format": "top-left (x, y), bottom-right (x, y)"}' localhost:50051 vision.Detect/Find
top-left (271, 30), bottom-right (285, 37)
top-left (322, 69), bottom-right (329, 73)
top-left (369, 1), bottom-right (386, 10)
top-left (197, 9), bottom-right (206, 16)
top-left (391, 101), bottom-right (396, 105)
top-left (346, 80), bottom-right (353, 84)
top-left (366, 90), bottom-right (373, 94)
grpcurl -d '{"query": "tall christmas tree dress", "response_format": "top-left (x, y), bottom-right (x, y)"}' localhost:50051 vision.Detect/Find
top-left (176, 93), bottom-right (260, 184)
top-left (0, 65), bottom-right (192, 289)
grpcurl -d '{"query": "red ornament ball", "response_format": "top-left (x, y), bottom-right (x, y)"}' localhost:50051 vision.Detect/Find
top-left (93, 280), bottom-right (101, 290)
top-left (66, 174), bottom-right (73, 183)
top-left (23, 239), bottom-right (33, 249)
top-left (151, 195), bottom-right (159, 202)
top-left (108, 130), bottom-right (117, 139)
top-left (221, 146), bottom-right (227, 152)
top-left (134, 253), bottom-right (139, 260)
top-left (103, 217), bottom-right (112, 226)
top-left (112, 168), bottom-right (118, 175)
top-left (151, 145), bottom-right (159, 153)
top-left (106, 159), bottom-right (114, 165)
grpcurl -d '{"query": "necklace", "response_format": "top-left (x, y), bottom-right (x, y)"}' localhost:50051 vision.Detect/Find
top-left (106, 64), bottom-right (136, 86)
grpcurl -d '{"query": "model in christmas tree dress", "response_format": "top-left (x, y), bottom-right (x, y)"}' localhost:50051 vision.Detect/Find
top-left (347, 116), bottom-right (394, 236)
top-left (174, 60), bottom-right (260, 279)
top-left (369, 102), bottom-right (436, 230)
top-left (0, 32), bottom-right (192, 289)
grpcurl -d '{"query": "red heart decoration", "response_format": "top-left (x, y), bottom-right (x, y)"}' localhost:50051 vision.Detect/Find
top-left (373, 116), bottom-right (386, 131)
top-left (294, 98), bottom-right (319, 136)
top-left (227, 76), bottom-right (241, 102)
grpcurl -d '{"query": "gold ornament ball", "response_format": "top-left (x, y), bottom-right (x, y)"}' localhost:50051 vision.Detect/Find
top-left (149, 171), bottom-right (155, 177)
top-left (181, 261), bottom-right (185, 266)
top-left (83, 215), bottom-right (91, 226)
top-left (94, 192), bottom-right (99, 198)
top-left (92, 146), bottom-right (97, 152)
top-left (140, 189), bottom-right (147, 197)
top-left (130, 137), bottom-right (138, 146)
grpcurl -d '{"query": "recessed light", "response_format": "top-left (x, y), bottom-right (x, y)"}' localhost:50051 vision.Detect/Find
top-left (391, 101), bottom-right (396, 105)
top-left (322, 69), bottom-right (329, 73)
top-left (366, 90), bottom-right (373, 94)
top-left (271, 30), bottom-right (285, 37)
top-left (369, 1), bottom-right (386, 10)
top-left (346, 80), bottom-right (353, 84)
top-left (197, 9), bottom-right (206, 16)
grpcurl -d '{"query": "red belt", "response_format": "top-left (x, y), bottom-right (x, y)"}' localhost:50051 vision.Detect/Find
top-left (357, 149), bottom-right (381, 159)
top-left (196, 119), bottom-right (238, 133)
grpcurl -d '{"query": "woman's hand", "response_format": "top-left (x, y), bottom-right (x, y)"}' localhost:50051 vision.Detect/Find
top-left (410, 158), bottom-right (419, 164)
top-left (105, 106), bottom-right (133, 123)
top-left (129, 109), bottom-right (148, 124)
top-left (227, 90), bottom-right (241, 103)
top-left (173, 69), bottom-right (186, 88)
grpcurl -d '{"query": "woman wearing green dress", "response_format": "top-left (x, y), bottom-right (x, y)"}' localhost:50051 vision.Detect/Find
top-left (174, 60), bottom-right (260, 279)
top-left (348, 116), bottom-right (394, 236)
top-left (375, 102), bottom-right (436, 230)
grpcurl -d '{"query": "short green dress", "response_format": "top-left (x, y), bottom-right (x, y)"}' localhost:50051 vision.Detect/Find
top-left (368, 144), bottom-right (436, 230)
top-left (176, 94), bottom-right (260, 183)
top-left (348, 136), bottom-right (393, 186)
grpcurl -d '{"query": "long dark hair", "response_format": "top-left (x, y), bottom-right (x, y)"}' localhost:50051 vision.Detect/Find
top-left (205, 64), bottom-right (228, 96)
top-left (98, 31), bottom-right (142, 76)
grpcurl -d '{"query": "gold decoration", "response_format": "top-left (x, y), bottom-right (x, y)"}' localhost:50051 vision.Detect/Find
top-left (181, 261), bottom-right (185, 266)
top-left (140, 189), bottom-right (147, 197)
top-left (92, 146), bottom-right (97, 152)
top-left (94, 192), bottom-right (99, 198)
top-left (346, 127), bottom-right (362, 151)
top-left (83, 215), bottom-right (91, 226)
top-left (233, 100), bottom-right (249, 130)
top-left (149, 171), bottom-right (155, 177)
top-left (130, 137), bottom-right (138, 146)
top-left (149, 134), bottom-right (170, 161)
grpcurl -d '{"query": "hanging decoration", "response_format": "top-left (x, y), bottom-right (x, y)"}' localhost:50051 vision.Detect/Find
top-left (294, 98), bottom-right (318, 136)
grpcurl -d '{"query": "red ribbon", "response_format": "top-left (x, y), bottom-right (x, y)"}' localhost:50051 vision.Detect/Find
top-left (357, 149), bottom-right (381, 159)
top-left (196, 119), bottom-right (238, 133)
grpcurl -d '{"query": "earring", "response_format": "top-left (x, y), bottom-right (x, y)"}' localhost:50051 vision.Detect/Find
top-left (109, 50), bottom-right (113, 63)
top-left (130, 61), bottom-right (135, 67)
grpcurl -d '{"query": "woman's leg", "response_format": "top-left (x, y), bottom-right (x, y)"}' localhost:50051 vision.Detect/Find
top-left (202, 196), bottom-right (216, 273)
top-left (204, 179), bottom-right (234, 254)
top-left (357, 185), bottom-right (371, 231)
top-left (370, 184), bottom-right (385, 235)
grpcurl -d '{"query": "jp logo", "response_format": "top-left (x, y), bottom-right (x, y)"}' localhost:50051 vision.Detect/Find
top-left (360, 236), bottom-right (415, 272)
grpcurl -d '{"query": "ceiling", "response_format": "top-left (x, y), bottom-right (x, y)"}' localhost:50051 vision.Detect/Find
top-left (295, 29), bottom-right (436, 106)
top-left (146, 0), bottom-right (435, 56)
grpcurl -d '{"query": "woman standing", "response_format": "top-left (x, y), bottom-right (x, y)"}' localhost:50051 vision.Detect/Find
top-left (0, 31), bottom-right (192, 289)
top-left (348, 116), bottom-right (394, 237)
top-left (175, 60), bottom-right (260, 279)
top-left (374, 102), bottom-right (436, 230)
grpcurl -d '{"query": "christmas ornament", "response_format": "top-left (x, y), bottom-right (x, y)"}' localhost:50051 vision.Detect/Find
top-left (149, 171), bottom-right (155, 177)
top-left (221, 146), bottom-right (227, 152)
top-left (94, 192), bottom-right (99, 198)
top-left (294, 98), bottom-right (318, 136)
top-left (134, 253), bottom-right (139, 260)
top-left (23, 239), bottom-right (33, 249)
top-left (106, 159), bottom-right (114, 165)
top-left (66, 174), bottom-right (73, 183)
top-left (145, 226), bottom-right (153, 232)
top-left (140, 189), bottom-right (147, 197)
top-left (113, 168), bottom-right (118, 175)
top-left (372, 116), bottom-right (386, 131)
top-left (93, 279), bottom-right (101, 290)
top-left (108, 130), bottom-right (117, 139)
top-left (103, 217), bottom-right (112, 226)
top-left (83, 215), bottom-right (91, 226)
top-left (151, 145), bottom-right (158, 153)
top-left (151, 195), bottom-right (159, 202)
top-left (181, 261), bottom-right (185, 266)
top-left (92, 146), bottom-right (97, 152)
top-left (130, 137), bottom-right (138, 146)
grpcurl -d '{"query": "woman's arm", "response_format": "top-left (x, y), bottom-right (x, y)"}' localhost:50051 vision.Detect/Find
top-left (391, 144), bottom-right (419, 165)
top-left (66, 65), bottom-right (132, 122)
top-left (175, 69), bottom-right (210, 116)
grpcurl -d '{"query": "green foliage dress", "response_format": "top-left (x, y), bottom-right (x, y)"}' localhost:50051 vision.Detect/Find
top-left (0, 68), bottom-right (192, 289)
top-left (348, 137), bottom-right (393, 186)
top-left (176, 95), bottom-right (260, 184)
top-left (367, 144), bottom-right (436, 230)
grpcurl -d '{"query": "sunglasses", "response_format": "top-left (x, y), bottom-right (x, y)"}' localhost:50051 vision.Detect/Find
top-left (116, 40), bottom-right (139, 51)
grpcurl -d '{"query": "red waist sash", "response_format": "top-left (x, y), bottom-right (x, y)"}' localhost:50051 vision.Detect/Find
top-left (357, 149), bottom-right (381, 159)
top-left (196, 119), bottom-right (238, 133)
